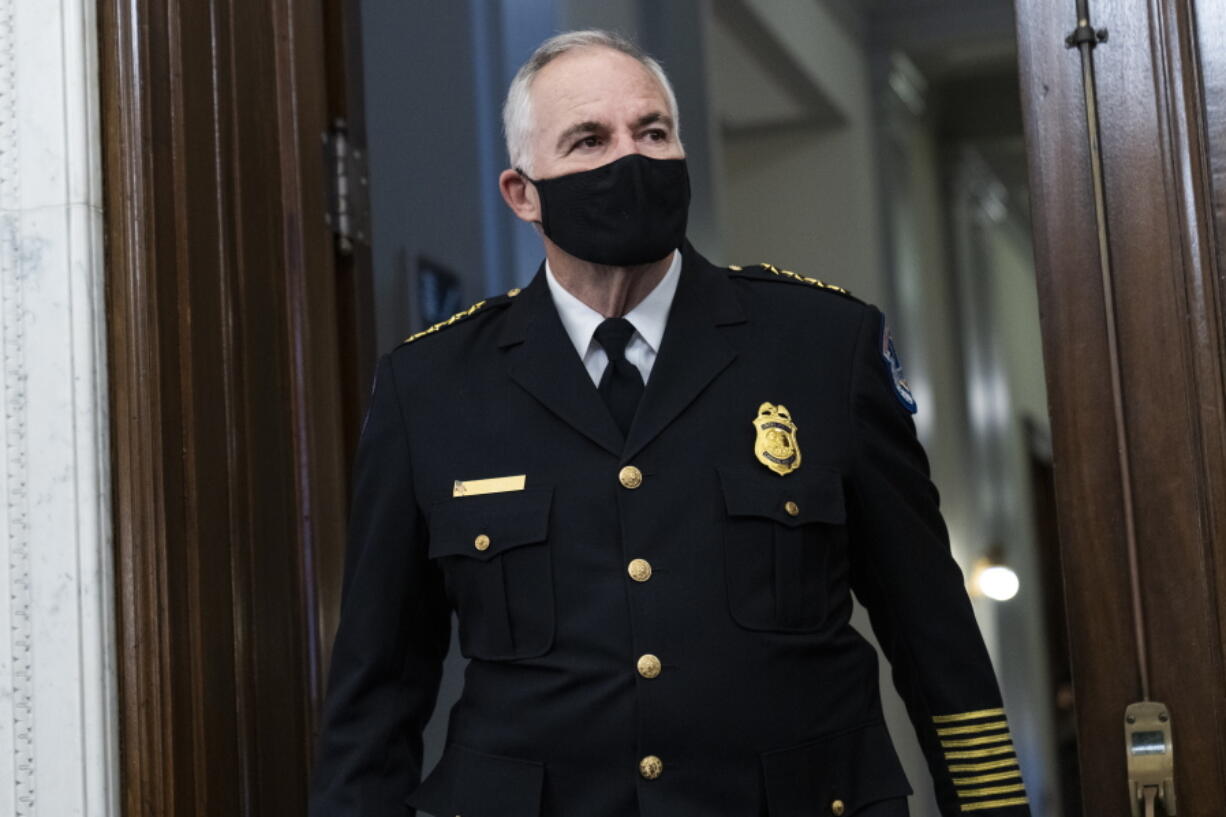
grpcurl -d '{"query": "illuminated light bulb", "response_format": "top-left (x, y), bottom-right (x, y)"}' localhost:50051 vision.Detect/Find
top-left (978, 565), bottom-right (1020, 602)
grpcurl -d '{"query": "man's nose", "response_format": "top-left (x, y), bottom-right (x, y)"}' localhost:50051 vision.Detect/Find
top-left (607, 130), bottom-right (642, 162)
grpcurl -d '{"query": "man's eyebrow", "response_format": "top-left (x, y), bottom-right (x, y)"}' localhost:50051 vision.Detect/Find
top-left (553, 113), bottom-right (676, 152)
top-left (635, 112), bottom-right (674, 131)
top-left (555, 120), bottom-right (607, 152)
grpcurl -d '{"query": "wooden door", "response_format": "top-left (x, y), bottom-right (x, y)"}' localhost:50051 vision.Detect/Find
top-left (1016, 0), bottom-right (1226, 813)
top-left (98, 0), bottom-right (369, 813)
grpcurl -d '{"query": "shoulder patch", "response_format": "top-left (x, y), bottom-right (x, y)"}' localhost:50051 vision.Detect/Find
top-left (880, 315), bottom-right (918, 414)
top-left (729, 262), bottom-right (855, 299)
top-left (401, 288), bottom-right (518, 345)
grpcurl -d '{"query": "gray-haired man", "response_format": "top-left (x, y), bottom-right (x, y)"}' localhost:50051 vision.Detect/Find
top-left (309, 30), bottom-right (1029, 817)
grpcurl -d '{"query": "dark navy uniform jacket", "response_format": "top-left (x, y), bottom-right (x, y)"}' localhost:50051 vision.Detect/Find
top-left (309, 243), bottom-right (1031, 817)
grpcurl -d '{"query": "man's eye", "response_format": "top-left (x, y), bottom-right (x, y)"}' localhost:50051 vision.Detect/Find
top-left (644, 129), bottom-right (667, 141)
top-left (575, 135), bottom-right (602, 149)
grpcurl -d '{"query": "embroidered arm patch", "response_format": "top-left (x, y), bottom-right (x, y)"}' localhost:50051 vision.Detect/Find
top-left (880, 315), bottom-right (917, 414)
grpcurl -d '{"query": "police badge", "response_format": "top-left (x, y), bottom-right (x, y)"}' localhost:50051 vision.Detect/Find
top-left (753, 402), bottom-right (802, 476)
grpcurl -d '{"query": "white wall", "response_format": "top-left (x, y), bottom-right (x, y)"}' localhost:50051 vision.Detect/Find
top-left (717, 0), bottom-right (885, 302)
top-left (722, 125), bottom-right (884, 296)
top-left (0, 1), bottom-right (117, 815)
top-left (979, 212), bottom-right (1060, 815)
top-left (878, 100), bottom-right (974, 817)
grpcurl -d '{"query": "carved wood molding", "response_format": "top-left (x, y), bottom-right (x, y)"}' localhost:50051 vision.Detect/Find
top-left (97, 0), bottom-right (177, 814)
top-left (98, 1), bottom-right (350, 814)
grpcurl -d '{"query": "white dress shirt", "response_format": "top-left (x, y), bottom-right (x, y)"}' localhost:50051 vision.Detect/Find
top-left (544, 250), bottom-right (682, 386)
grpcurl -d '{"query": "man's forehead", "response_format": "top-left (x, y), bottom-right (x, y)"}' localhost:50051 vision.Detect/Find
top-left (532, 47), bottom-right (668, 120)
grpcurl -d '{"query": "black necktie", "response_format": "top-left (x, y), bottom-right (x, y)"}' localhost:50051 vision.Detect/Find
top-left (594, 317), bottom-right (645, 437)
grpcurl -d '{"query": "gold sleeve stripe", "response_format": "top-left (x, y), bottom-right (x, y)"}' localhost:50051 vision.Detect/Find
top-left (948, 758), bottom-right (1019, 773)
top-left (944, 744), bottom-right (1016, 760)
top-left (959, 797), bottom-right (1031, 812)
top-left (953, 770), bottom-right (1022, 786)
top-left (941, 733), bottom-right (1013, 748)
top-left (937, 720), bottom-right (1010, 736)
top-left (932, 708), bottom-right (1006, 724)
top-left (957, 783), bottom-right (1027, 798)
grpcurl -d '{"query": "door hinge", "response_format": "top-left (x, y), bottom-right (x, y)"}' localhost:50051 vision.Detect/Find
top-left (322, 118), bottom-right (370, 255)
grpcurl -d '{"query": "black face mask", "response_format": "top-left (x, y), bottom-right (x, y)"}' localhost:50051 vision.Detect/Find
top-left (519, 153), bottom-right (690, 266)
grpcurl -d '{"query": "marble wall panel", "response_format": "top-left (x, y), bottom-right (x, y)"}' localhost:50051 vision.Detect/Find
top-left (0, 0), bottom-right (116, 815)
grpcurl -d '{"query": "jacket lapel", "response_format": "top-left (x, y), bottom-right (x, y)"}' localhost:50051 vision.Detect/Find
top-left (499, 267), bottom-right (624, 457)
top-left (622, 244), bottom-right (746, 463)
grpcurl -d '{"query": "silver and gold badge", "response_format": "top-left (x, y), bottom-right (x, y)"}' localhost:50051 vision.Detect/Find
top-left (753, 402), bottom-right (801, 476)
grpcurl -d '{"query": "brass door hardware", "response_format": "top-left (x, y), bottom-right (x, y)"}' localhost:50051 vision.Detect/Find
top-left (1125, 702), bottom-right (1175, 817)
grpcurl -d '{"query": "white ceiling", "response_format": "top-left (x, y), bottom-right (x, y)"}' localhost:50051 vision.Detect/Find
top-left (709, 0), bottom-right (1020, 133)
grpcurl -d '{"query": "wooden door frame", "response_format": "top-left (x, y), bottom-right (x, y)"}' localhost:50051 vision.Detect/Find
top-left (1016, 0), bottom-right (1226, 813)
top-left (98, 0), bottom-right (365, 813)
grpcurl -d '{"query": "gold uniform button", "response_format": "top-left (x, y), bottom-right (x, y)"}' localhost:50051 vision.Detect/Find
top-left (507, 287), bottom-right (522, 297)
top-left (619, 465), bottom-right (643, 489)
top-left (627, 558), bottom-right (652, 582)
top-left (784, 500), bottom-right (800, 517)
top-left (637, 654), bottom-right (662, 678)
top-left (474, 534), bottom-right (491, 551)
top-left (639, 755), bottom-right (663, 779)
top-left (831, 799), bottom-right (845, 816)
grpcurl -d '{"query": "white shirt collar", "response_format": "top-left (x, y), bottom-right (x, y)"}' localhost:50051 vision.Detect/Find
top-left (544, 250), bottom-right (682, 362)
top-left (624, 251), bottom-right (681, 354)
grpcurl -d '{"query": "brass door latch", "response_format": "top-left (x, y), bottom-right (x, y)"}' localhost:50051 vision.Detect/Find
top-left (1125, 702), bottom-right (1175, 817)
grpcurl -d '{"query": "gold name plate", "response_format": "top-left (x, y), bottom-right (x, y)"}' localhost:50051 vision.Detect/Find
top-left (453, 475), bottom-right (526, 497)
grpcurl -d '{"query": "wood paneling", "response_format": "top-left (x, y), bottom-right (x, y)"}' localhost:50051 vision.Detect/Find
top-left (99, 0), bottom-right (353, 813)
top-left (1016, 0), bottom-right (1226, 813)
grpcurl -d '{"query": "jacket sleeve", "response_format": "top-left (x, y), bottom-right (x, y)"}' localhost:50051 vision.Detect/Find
top-left (845, 305), bottom-right (1031, 817)
top-left (309, 354), bottom-right (452, 817)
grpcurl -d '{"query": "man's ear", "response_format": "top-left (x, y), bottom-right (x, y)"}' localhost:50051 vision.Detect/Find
top-left (499, 169), bottom-right (541, 224)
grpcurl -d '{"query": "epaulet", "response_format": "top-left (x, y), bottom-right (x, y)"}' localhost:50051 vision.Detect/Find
top-left (400, 287), bottom-right (523, 345)
top-left (728, 262), bottom-right (857, 300)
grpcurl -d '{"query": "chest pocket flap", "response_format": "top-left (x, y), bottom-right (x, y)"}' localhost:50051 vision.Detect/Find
top-left (428, 487), bottom-right (553, 561)
top-left (426, 486), bottom-right (555, 660)
top-left (718, 465), bottom-right (846, 632)
top-left (717, 464), bottom-right (845, 527)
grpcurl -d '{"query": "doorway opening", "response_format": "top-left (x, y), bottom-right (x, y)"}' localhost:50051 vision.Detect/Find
top-left (347, 2), bottom-right (1076, 815)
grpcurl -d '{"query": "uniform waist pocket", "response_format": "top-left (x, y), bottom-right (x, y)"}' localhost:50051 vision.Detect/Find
top-left (761, 720), bottom-right (913, 817)
top-left (406, 742), bottom-right (545, 817)
top-left (428, 487), bottom-right (555, 660)
top-left (718, 465), bottom-right (846, 632)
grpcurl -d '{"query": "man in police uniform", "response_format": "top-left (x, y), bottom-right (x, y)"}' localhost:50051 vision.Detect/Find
top-left (309, 30), bottom-right (1031, 817)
